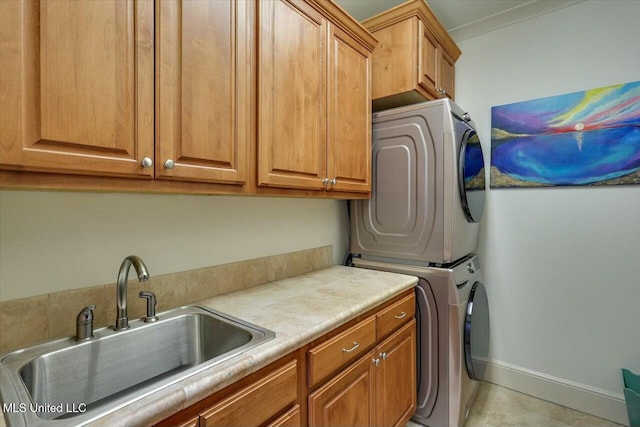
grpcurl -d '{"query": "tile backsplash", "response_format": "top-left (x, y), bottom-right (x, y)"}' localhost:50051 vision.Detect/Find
top-left (0, 246), bottom-right (333, 354)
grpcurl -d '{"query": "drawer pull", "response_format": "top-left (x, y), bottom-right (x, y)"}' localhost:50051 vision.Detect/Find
top-left (342, 342), bottom-right (360, 353)
top-left (394, 311), bottom-right (407, 319)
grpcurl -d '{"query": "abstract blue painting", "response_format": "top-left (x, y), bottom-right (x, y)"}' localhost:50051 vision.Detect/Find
top-left (491, 81), bottom-right (640, 188)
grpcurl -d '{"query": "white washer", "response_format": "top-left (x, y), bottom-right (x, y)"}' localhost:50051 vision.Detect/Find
top-left (353, 254), bottom-right (490, 427)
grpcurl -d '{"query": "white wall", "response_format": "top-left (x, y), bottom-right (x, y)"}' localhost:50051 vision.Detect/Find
top-left (0, 191), bottom-right (349, 301)
top-left (455, 1), bottom-right (640, 423)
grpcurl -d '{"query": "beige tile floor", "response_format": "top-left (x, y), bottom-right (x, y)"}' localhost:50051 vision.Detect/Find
top-left (407, 381), bottom-right (626, 427)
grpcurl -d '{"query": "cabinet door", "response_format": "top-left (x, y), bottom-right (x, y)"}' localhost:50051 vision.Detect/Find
top-left (309, 350), bottom-right (376, 427)
top-left (156, 0), bottom-right (250, 184)
top-left (258, 0), bottom-right (327, 190)
top-left (0, 0), bottom-right (154, 177)
top-left (375, 319), bottom-right (417, 427)
top-left (438, 49), bottom-right (455, 100)
top-left (418, 21), bottom-right (438, 99)
top-left (326, 24), bottom-right (371, 193)
top-left (369, 18), bottom-right (416, 101)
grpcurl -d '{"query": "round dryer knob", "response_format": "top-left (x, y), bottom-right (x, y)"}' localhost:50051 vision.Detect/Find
top-left (466, 263), bottom-right (476, 274)
top-left (462, 112), bottom-right (471, 122)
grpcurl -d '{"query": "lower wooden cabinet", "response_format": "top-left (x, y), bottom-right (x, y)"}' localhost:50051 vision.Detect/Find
top-left (309, 320), bottom-right (416, 427)
top-left (199, 360), bottom-right (298, 427)
top-left (156, 290), bottom-right (416, 427)
top-left (309, 350), bottom-right (376, 427)
top-left (156, 359), bottom-right (299, 427)
top-left (375, 320), bottom-right (417, 427)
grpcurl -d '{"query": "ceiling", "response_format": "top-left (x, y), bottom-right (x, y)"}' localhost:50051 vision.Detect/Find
top-left (335, 0), bottom-right (585, 41)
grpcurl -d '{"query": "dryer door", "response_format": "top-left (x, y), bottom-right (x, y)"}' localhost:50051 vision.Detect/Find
top-left (464, 281), bottom-right (490, 380)
top-left (458, 130), bottom-right (486, 223)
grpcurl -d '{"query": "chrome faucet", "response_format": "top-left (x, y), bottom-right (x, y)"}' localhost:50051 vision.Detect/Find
top-left (138, 291), bottom-right (158, 322)
top-left (115, 255), bottom-right (150, 331)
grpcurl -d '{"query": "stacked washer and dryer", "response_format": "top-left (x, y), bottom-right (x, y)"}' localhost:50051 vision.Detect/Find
top-left (350, 99), bottom-right (490, 427)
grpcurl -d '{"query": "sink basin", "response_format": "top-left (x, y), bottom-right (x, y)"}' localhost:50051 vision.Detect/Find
top-left (0, 305), bottom-right (275, 427)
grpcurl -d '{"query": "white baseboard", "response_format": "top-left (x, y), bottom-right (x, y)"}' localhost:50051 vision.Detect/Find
top-left (484, 359), bottom-right (630, 426)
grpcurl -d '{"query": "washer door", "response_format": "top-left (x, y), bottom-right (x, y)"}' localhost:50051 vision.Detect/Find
top-left (464, 281), bottom-right (490, 380)
top-left (458, 130), bottom-right (486, 223)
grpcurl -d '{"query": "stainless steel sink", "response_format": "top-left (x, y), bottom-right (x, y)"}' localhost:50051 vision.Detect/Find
top-left (0, 305), bottom-right (275, 427)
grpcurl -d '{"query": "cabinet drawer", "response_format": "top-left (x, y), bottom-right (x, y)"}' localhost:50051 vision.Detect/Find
top-left (200, 360), bottom-right (298, 427)
top-left (308, 316), bottom-right (376, 387)
top-left (376, 292), bottom-right (415, 339)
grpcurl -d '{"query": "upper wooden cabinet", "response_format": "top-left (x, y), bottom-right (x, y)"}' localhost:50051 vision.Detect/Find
top-left (155, 0), bottom-right (250, 184)
top-left (0, 0), bottom-right (248, 185)
top-left (362, 0), bottom-right (461, 111)
top-left (0, 0), bottom-right (154, 178)
top-left (258, 0), bottom-right (328, 191)
top-left (1, 0), bottom-right (376, 198)
top-left (257, 0), bottom-right (376, 194)
top-left (327, 24), bottom-right (372, 193)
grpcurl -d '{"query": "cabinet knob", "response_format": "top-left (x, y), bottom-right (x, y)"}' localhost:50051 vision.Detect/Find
top-left (372, 358), bottom-right (381, 367)
top-left (379, 352), bottom-right (388, 360)
top-left (164, 159), bottom-right (175, 169)
top-left (322, 178), bottom-right (330, 186)
top-left (140, 157), bottom-right (153, 168)
top-left (329, 178), bottom-right (338, 185)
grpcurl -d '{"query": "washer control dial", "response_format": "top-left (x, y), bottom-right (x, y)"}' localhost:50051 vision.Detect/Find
top-left (466, 263), bottom-right (476, 274)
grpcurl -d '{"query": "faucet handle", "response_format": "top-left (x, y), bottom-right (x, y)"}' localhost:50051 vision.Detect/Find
top-left (139, 291), bottom-right (158, 322)
top-left (76, 305), bottom-right (96, 341)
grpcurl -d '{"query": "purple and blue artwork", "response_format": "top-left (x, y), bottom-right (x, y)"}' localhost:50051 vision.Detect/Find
top-left (490, 81), bottom-right (640, 188)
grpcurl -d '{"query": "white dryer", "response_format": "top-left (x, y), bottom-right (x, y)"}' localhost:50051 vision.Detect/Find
top-left (353, 255), bottom-right (490, 427)
top-left (350, 98), bottom-right (486, 265)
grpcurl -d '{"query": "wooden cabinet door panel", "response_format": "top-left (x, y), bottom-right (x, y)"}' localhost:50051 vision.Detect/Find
top-left (376, 319), bottom-right (417, 427)
top-left (156, 0), bottom-right (249, 184)
top-left (309, 350), bottom-right (376, 427)
top-left (0, 0), bottom-right (154, 177)
top-left (258, 0), bottom-right (327, 190)
top-left (438, 49), bottom-right (455, 100)
top-left (418, 21), bottom-right (438, 98)
top-left (326, 24), bottom-right (371, 193)
top-left (369, 18), bottom-right (415, 100)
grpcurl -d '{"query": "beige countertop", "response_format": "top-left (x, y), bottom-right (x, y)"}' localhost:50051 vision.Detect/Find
top-left (2, 266), bottom-right (417, 427)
